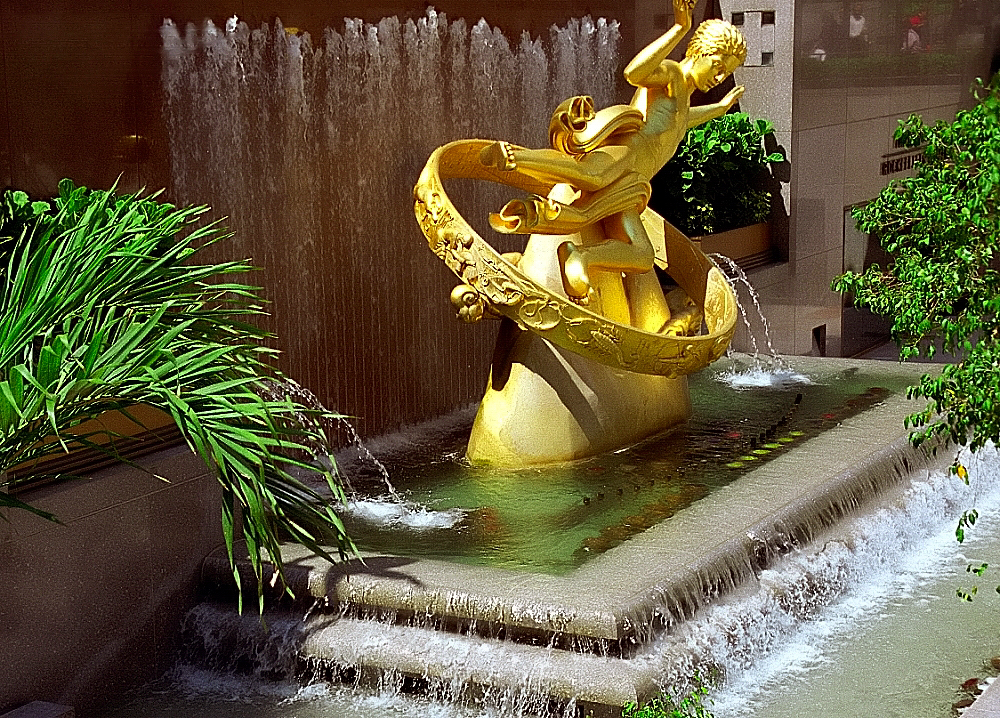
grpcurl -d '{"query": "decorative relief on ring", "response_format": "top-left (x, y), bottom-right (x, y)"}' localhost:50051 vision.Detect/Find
top-left (413, 141), bottom-right (739, 377)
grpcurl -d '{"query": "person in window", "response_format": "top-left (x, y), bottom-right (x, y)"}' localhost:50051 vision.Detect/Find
top-left (903, 12), bottom-right (925, 52)
top-left (847, 3), bottom-right (869, 54)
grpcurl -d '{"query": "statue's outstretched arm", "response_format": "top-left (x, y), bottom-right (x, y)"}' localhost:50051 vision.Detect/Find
top-left (686, 85), bottom-right (745, 129)
top-left (624, 0), bottom-right (694, 87)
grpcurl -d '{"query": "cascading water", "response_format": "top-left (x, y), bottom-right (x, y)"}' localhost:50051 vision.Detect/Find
top-left (261, 375), bottom-right (468, 529)
top-left (110, 444), bottom-right (1000, 718)
top-left (159, 11), bottom-right (622, 438)
top-left (638, 446), bottom-right (1000, 688)
top-left (709, 254), bottom-right (785, 365)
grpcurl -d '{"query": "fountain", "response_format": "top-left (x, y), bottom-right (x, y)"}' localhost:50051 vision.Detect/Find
top-left (109, 434), bottom-right (998, 718)
top-left (106, 353), bottom-right (974, 718)
top-left (122, 6), bottom-right (1000, 718)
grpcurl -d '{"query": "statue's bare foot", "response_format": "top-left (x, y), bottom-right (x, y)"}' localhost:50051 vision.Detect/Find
top-left (557, 241), bottom-right (591, 301)
top-left (479, 141), bottom-right (517, 171)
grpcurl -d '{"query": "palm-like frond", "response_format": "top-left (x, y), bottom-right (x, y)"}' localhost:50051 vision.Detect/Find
top-left (0, 180), bottom-right (351, 611)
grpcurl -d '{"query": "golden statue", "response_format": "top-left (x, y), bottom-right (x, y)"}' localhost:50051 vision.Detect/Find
top-left (414, 0), bottom-right (744, 465)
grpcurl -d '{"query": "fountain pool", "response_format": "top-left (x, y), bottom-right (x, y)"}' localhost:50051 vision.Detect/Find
top-left (94, 353), bottom-right (1000, 718)
top-left (106, 422), bottom-right (1000, 718)
top-left (336, 356), bottom-right (908, 573)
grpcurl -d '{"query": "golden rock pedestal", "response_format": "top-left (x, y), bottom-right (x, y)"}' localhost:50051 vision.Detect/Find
top-left (414, 142), bottom-right (738, 468)
top-left (466, 204), bottom-right (691, 466)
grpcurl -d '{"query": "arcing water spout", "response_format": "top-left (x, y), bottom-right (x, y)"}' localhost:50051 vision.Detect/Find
top-left (710, 253), bottom-right (788, 370)
top-left (263, 377), bottom-right (400, 501)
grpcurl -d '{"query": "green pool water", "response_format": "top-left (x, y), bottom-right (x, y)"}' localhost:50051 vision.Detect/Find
top-left (340, 358), bottom-right (918, 574)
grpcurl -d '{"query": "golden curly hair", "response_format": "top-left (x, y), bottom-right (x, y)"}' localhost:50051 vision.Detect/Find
top-left (684, 19), bottom-right (748, 64)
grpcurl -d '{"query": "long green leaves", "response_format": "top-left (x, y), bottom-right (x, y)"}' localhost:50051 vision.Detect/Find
top-left (0, 180), bottom-right (352, 611)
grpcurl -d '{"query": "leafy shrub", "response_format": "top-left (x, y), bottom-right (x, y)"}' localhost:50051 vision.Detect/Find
top-left (0, 180), bottom-right (352, 611)
top-left (833, 74), bottom-right (1000, 586)
top-left (798, 52), bottom-right (961, 85)
top-left (833, 74), bottom-right (1000, 452)
top-left (621, 676), bottom-right (714, 718)
top-left (652, 112), bottom-right (783, 237)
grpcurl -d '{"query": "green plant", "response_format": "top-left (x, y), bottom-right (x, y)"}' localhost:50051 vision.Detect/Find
top-left (622, 677), bottom-right (715, 718)
top-left (833, 74), bottom-right (1000, 593)
top-left (652, 112), bottom-right (783, 237)
top-left (0, 180), bottom-right (352, 611)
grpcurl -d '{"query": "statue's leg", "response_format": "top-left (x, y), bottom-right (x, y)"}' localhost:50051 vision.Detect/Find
top-left (624, 270), bottom-right (672, 332)
top-left (604, 208), bottom-right (655, 269)
top-left (557, 208), bottom-right (655, 301)
top-left (480, 142), bottom-right (621, 192)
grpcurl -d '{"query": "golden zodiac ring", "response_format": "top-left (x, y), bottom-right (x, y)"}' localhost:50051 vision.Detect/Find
top-left (413, 140), bottom-right (738, 378)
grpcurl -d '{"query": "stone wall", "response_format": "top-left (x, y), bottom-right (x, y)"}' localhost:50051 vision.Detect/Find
top-left (0, 448), bottom-right (220, 715)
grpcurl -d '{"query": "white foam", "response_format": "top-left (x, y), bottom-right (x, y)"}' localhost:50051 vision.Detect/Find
top-left (716, 367), bottom-right (813, 389)
top-left (345, 498), bottom-right (466, 530)
top-left (655, 446), bottom-right (1000, 718)
top-left (167, 666), bottom-right (490, 717)
top-left (171, 664), bottom-right (299, 701)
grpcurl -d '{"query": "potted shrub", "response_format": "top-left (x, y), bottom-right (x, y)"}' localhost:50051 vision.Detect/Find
top-left (650, 112), bottom-right (784, 268)
top-left (0, 180), bottom-right (351, 609)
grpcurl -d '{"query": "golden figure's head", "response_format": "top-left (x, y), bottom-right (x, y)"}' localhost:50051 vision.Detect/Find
top-left (685, 19), bottom-right (747, 63)
top-left (683, 20), bottom-right (747, 92)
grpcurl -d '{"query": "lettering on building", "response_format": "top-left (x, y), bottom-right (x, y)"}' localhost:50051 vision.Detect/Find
top-left (879, 149), bottom-right (924, 176)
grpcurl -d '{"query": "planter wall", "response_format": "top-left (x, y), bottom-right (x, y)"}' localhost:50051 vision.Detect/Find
top-left (693, 221), bottom-right (774, 271)
top-left (0, 446), bottom-right (220, 715)
top-left (8, 406), bottom-right (180, 488)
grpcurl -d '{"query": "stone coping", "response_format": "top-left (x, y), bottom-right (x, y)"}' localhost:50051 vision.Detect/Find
top-left (966, 679), bottom-right (1000, 718)
top-left (204, 356), bottom-right (952, 650)
top-left (0, 704), bottom-right (74, 718)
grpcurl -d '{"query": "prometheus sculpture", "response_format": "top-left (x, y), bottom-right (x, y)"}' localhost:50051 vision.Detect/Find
top-left (414, 0), bottom-right (744, 465)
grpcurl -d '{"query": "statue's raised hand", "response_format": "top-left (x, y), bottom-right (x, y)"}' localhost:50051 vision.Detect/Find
top-left (673, 0), bottom-right (695, 28)
top-left (723, 85), bottom-right (745, 109)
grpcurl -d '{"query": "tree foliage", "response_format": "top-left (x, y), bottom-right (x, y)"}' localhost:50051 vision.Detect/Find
top-left (0, 180), bottom-right (352, 611)
top-left (833, 74), bottom-right (1000, 458)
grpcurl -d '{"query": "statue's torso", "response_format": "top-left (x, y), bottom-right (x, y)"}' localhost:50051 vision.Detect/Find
top-left (624, 84), bottom-right (690, 181)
